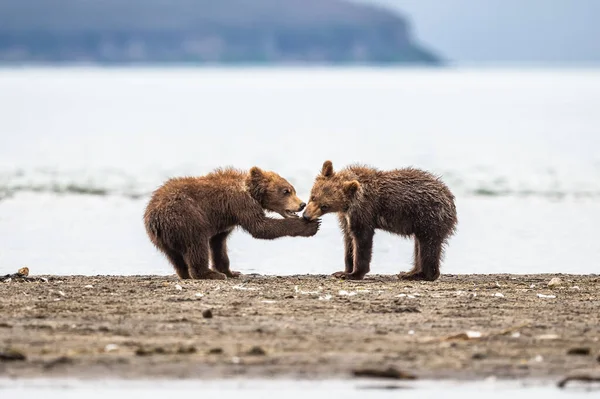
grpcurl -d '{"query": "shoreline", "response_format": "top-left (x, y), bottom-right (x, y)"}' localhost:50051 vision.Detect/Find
top-left (1, 274), bottom-right (599, 382)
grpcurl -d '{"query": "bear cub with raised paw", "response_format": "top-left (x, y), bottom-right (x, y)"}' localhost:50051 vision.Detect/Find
top-left (145, 167), bottom-right (320, 280)
top-left (303, 161), bottom-right (457, 281)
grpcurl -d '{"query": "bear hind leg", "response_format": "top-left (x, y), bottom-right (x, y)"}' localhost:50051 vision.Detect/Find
top-left (399, 237), bottom-right (441, 282)
top-left (184, 239), bottom-right (227, 280)
top-left (210, 230), bottom-right (240, 278)
top-left (163, 247), bottom-right (191, 280)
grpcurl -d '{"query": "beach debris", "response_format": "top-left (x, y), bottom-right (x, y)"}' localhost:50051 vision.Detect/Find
top-left (511, 332), bottom-right (521, 338)
top-left (175, 284), bottom-right (183, 291)
top-left (537, 334), bottom-right (560, 341)
top-left (537, 293), bottom-right (556, 299)
top-left (261, 300), bottom-right (277, 304)
top-left (356, 289), bottom-right (370, 293)
top-left (84, 285), bottom-right (94, 289)
top-left (339, 290), bottom-right (357, 296)
top-left (352, 366), bottom-right (417, 380)
top-left (533, 355), bottom-right (544, 362)
top-left (547, 278), bottom-right (563, 288)
top-left (135, 346), bottom-right (195, 356)
top-left (395, 293), bottom-right (417, 299)
top-left (202, 309), bottom-right (213, 319)
top-left (1, 267), bottom-right (47, 282)
top-left (233, 284), bottom-right (258, 291)
top-left (246, 346), bottom-right (267, 356)
top-left (103, 344), bottom-right (119, 353)
top-left (231, 356), bottom-right (241, 364)
top-left (558, 373), bottom-right (600, 388)
top-left (408, 330), bottom-right (415, 335)
top-left (443, 330), bottom-right (482, 341)
top-left (567, 347), bottom-right (591, 356)
top-left (0, 348), bottom-right (26, 362)
top-left (294, 285), bottom-right (321, 295)
top-left (195, 293), bottom-right (204, 297)
top-left (57, 290), bottom-right (66, 297)
top-left (493, 293), bottom-right (504, 298)
top-left (318, 294), bottom-right (332, 301)
top-left (495, 281), bottom-right (502, 288)
top-left (529, 284), bottom-right (536, 289)
top-left (570, 286), bottom-right (580, 290)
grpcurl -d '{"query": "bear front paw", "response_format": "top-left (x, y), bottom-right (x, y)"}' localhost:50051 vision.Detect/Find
top-left (297, 219), bottom-right (321, 237)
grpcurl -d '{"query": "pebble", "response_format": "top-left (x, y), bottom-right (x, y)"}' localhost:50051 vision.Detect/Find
top-left (246, 346), bottom-right (267, 356)
top-left (202, 309), bottom-right (213, 319)
top-left (548, 278), bottom-right (562, 288)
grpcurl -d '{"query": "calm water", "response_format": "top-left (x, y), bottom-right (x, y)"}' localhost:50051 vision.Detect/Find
top-left (1, 67), bottom-right (599, 276)
top-left (1, 379), bottom-right (598, 398)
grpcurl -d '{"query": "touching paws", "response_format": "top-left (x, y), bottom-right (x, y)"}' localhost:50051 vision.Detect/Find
top-left (296, 218), bottom-right (321, 237)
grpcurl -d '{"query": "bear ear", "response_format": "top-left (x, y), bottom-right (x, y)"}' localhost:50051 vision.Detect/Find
top-left (246, 167), bottom-right (268, 205)
top-left (249, 166), bottom-right (264, 181)
top-left (321, 160), bottom-right (334, 178)
top-left (343, 180), bottom-right (360, 198)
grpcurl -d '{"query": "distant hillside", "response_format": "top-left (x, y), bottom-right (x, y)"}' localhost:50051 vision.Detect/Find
top-left (0, 0), bottom-right (441, 64)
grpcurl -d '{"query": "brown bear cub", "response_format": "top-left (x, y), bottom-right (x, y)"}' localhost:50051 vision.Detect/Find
top-left (303, 161), bottom-right (457, 281)
top-left (144, 167), bottom-right (320, 280)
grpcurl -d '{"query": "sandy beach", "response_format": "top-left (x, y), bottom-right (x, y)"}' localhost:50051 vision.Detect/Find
top-left (1, 273), bottom-right (599, 382)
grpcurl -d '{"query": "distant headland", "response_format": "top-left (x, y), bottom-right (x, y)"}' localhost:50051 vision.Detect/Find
top-left (0, 0), bottom-right (442, 65)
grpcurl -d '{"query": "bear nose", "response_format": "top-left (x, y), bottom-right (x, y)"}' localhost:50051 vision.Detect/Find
top-left (302, 213), bottom-right (311, 221)
top-left (298, 202), bottom-right (306, 211)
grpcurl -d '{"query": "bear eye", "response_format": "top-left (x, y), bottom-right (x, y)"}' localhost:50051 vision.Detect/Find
top-left (311, 196), bottom-right (316, 202)
top-left (283, 188), bottom-right (291, 195)
top-left (320, 205), bottom-right (329, 211)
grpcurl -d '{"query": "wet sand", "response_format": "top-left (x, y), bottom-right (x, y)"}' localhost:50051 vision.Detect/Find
top-left (1, 274), bottom-right (599, 382)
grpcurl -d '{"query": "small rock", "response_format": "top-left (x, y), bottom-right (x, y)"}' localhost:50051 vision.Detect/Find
top-left (202, 309), bottom-right (213, 319)
top-left (472, 353), bottom-right (487, 360)
top-left (493, 293), bottom-right (504, 298)
top-left (0, 348), bottom-right (26, 362)
top-left (175, 284), bottom-right (183, 291)
top-left (195, 293), bottom-right (204, 297)
top-left (570, 286), bottom-right (580, 290)
top-left (84, 285), bottom-right (94, 289)
top-left (548, 278), bottom-right (562, 288)
top-left (567, 347), bottom-right (591, 356)
top-left (208, 347), bottom-right (223, 354)
top-left (247, 346), bottom-right (267, 356)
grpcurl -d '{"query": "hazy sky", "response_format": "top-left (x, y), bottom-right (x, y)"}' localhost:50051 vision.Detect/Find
top-left (360, 0), bottom-right (600, 64)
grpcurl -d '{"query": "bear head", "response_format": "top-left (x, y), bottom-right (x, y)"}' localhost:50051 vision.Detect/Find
top-left (246, 167), bottom-right (306, 218)
top-left (302, 160), bottom-right (360, 221)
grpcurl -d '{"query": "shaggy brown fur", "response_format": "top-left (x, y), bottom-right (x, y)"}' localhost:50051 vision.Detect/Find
top-left (303, 161), bottom-right (457, 281)
top-left (144, 167), bottom-right (320, 280)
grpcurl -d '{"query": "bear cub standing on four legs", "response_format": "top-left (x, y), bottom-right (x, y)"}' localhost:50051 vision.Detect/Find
top-left (144, 167), bottom-right (320, 280)
top-left (303, 161), bottom-right (457, 281)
